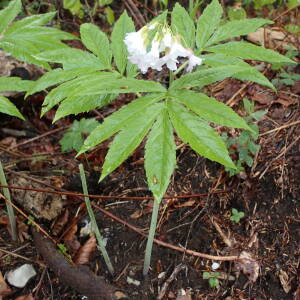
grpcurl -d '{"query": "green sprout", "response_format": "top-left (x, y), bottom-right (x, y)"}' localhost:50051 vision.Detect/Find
top-left (27, 215), bottom-right (35, 226)
top-left (203, 271), bottom-right (220, 288)
top-left (230, 208), bottom-right (245, 223)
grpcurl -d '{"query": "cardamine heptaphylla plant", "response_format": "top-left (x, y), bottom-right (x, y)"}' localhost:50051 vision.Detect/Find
top-left (1, 0), bottom-right (295, 275)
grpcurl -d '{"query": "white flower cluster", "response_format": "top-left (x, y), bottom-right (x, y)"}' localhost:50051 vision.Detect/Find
top-left (124, 25), bottom-right (202, 74)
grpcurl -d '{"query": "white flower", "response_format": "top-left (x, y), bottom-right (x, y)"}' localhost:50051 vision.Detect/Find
top-left (124, 31), bottom-right (146, 56)
top-left (160, 40), bottom-right (190, 71)
top-left (124, 24), bottom-right (202, 73)
top-left (187, 53), bottom-right (203, 72)
top-left (159, 32), bottom-right (172, 51)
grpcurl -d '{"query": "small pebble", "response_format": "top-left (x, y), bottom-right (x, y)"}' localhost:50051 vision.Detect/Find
top-left (6, 264), bottom-right (36, 288)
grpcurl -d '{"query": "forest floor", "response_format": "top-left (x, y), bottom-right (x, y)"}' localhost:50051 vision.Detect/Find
top-left (0, 1), bottom-right (299, 300)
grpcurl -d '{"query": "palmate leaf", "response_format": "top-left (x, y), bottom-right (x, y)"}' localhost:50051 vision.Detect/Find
top-left (59, 118), bottom-right (99, 152)
top-left (0, 95), bottom-right (24, 119)
top-left (0, 77), bottom-right (33, 92)
top-left (205, 18), bottom-right (272, 46)
top-left (0, 0), bottom-right (21, 34)
top-left (168, 90), bottom-right (251, 130)
top-left (71, 76), bottom-right (166, 97)
top-left (100, 103), bottom-right (163, 181)
top-left (54, 94), bottom-right (117, 122)
top-left (26, 67), bottom-right (97, 96)
top-left (80, 23), bottom-right (112, 70)
top-left (5, 26), bottom-right (76, 41)
top-left (5, 12), bottom-right (56, 34)
top-left (202, 53), bottom-right (275, 90)
top-left (167, 100), bottom-right (235, 168)
top-left (40, 72), bottom-right (101, 115)
top-left (170, 65), bottom-right (252, 90)
top-left (77, 93), bottom-right (165, 156)
top-left (34, 48), bottom-right (105, 70)
top-left (171, 3), bottom-right (195, 48)
top-left (111, 11), bottom-right (135, 75)
top-left (206, 41), bottom-right (295, 64)
top-left (196, 0), bottom-right (223, 50)
top-left (0, 39), bottom-right (50, 69)
top-left (145, 106), bottom-right (176, 203)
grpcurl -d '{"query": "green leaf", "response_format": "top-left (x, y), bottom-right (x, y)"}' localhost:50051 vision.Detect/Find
top-left (0, 0), bottom-right (21, 34)
top-left (0, 95), bottom-right (24, 119)
top-left (227, 6), bottom-right (247, 21)
top-left (0, 39), bottom-right (50, 69)
top-left (78, 93), bottom-right (165, 156)
top-left (167, 100), bottom-right (235, 168)
top-left (34, 48), bottom-right (105, 70)
top-left (26, 67), bottom-right (96, 96)
top-left (287, 0), bottom-right (300, 8)
top-left (104, 6), bottom-right (115, 25)
top-left (145, 107), bottom-right (176, 203)
top-left (100, 103), bottom-right (163, 181)
top-left (111, 11), bottom-right (135, 75)
top-left (206, 18), bottom-right (272, 46)
top-left (54, 94), bottom-right (117, 122)
top-left (73, 76), bottom-right (166, 96)
top-left (170, 65), bottom-right (252, 90)
top-left (209, 277), bottom-right (219, 288)
top-left (59, 118), bottom-right (99, 152)
top-left (206, 41), bottom-right (295, 64)
top-left (5, 26), bottom-right (76, 41)
top-left (80, 23), bottom-right (112, 69)
top-left (196, 0), bottom-right (223, 50)
top-left (202, 53), bottom-right (275, 90)
top-left (40, 72), bottom-right (100, 115)
top-left (169, 90), bottom-right (251, 130)
top-left (14, 37), bottom-right (69, 52)
top-left (0, 77), bottom-right (32, 92)
top-left (63, 0), bottom-right (83, 18)
top-left (171, 3), bottom-right (195, 48)
top-left (5, 12), bottom-right (56, 35)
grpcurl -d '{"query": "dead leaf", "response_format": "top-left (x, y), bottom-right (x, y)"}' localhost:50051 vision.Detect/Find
top-left (63, 224), bottom-right (81, 255)
top-left (252, 92), bottom-right (274, 105)
top-left (0, 271), bottom-right (12, 296)
top-left (0, 137), bottom-right (17, 148)
top-left (235, 251), bottom-right (260, 282)
top-left (176, 289), bottom-right (192, 300)
top-left (247, 28), bottom-right (296, 49)
top-left (130, 209), bottom-right (143, 219)
top-left (74, 234), bottom-right (96, 264)
top-left (175, 200), bottom-right (195, 208)
top-left (9, 177), bottom-right (64, 220)
top-left (15, 294), bottom-right (35, 300)
top-left (275, 93), bottom-right (297, 107)
top-left (279, 269), bottom-right (291, 293)
top-left (17, 221), bottom-right (29, 242)
top-left (52, 209), bottom-right (69, 236)
top-left (294, 284), bottom-right (300, 300)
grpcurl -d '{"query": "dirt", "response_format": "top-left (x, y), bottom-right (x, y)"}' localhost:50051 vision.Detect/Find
top-left (0, 1), bottom-right (300, 300)
top-left (0, 130), bottom-right (299, 299)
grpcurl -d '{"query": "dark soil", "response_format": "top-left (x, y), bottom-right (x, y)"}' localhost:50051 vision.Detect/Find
top-left (0, 1), bottom-right (299, 300)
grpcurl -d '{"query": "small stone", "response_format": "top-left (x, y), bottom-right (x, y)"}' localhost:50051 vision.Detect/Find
top-left (6, 264), bottom-right (36, 288)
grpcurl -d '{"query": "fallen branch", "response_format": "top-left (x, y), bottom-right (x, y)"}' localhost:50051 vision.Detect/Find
top-left (32, 229), bottom-right (128, 300)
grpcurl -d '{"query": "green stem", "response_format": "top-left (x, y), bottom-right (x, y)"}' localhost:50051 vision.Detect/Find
top-left (169, 70), bottom-right (174, 88)
top-left (143, 199), bottom-right (160, 276)
top-left (0, 160), bottom-right (17, 241)
top-left (173, 60), bottom-right (189, 77)
top-left (79, 164), bottom-right (114, 275)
